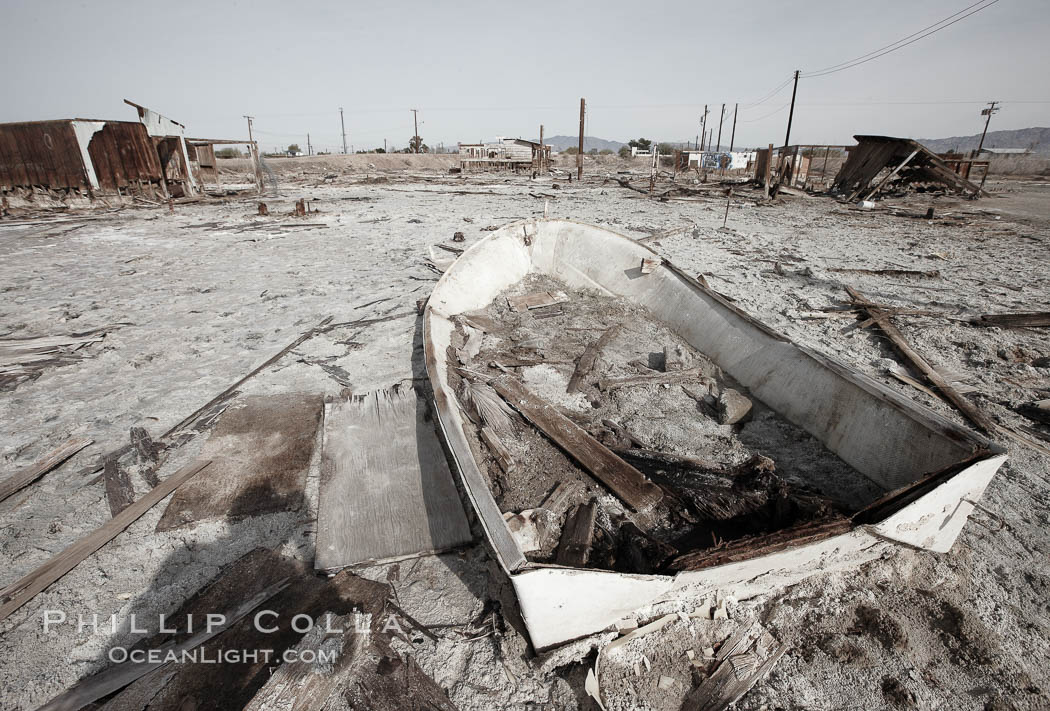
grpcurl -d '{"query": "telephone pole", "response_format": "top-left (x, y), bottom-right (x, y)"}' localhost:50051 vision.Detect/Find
top-left (243, 115), bottom-right (254, 143)
top-left (700, 105), bottom-right (709, 151)
top-left (307, 133), bottom-right (311, 156)
top-left (577, 98), bottom-right (585, 180)
top-left (783, 70), bottom-right (800, 147)
top-left (975, 101), bottom-right (999, 156)
top-left (412, 109), bottom-right (420, 153)
top-left (728, 103), bottom-right (738, 153)
top-left (716, 103), bottom-right (725, 151)
top-left (339, 107), bottom-right (347, 154)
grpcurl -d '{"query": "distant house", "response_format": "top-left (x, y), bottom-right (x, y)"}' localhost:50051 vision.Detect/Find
top-left (683, 150), bottom-right (756, 170)
top-left (458, 137), bottom-right (551, 172)
top-left (979, 147), bottom-right (1031, 156)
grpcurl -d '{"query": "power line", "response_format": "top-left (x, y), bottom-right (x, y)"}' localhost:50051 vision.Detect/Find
top-left (738, 76), bottom-right (796, 110)
top-left (737, 102), bottom-right (791, 123)
top-left (802, 0), bottom-right (1002, 78)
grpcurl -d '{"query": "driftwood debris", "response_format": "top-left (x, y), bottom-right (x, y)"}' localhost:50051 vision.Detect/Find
top-left (0, 437), bottom-right (92, 504)
top-left (491, 376), bottom-right (663, 512)
top-left (507, 290), bottom-right (569, 312)
top-left (480, 426), bottom-right (516, 474)
top-left (847, 286), bottom-right (995, 433)
top-left (555, 500), bottom-right (597, 566)
top-left (566, 324), bottom-right (621, 393)
top-left (0, 460), bottom-right (211, 623)
top-left (680, 622), bottom-right (789, 711)
top-left (599, 367), bottom-right (705, 392)
top-left (103, 454), bottom-right (136, 517)
top-left (969, 312), bottom-right (1050, 329)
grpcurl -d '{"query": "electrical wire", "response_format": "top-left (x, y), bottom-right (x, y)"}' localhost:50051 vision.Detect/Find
top-left (802, 0), bottom-right (1002, 78)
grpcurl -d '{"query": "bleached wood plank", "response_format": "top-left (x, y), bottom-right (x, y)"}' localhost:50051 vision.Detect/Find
top-left (316, 388), bottom-right (472, 570)
top-left (0, 436), bottom-right (92, 504)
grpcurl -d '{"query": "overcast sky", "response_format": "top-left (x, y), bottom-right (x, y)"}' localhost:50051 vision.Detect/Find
top-left (2, 0), bottom-right (1047, 152)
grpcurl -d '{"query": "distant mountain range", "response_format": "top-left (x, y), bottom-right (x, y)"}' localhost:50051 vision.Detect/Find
top-left (533, 135), bottom-right (626, 152)
top-left (918, 127), bottom-right (1050, 155)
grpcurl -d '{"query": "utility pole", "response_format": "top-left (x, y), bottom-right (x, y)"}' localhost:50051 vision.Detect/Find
top-left (716, 103), bottom-right (725, 151)
top-left (700, 105), bottom-right (709, 152)
top-left (307, 133), bottom-right (311, 156)
top-left (339, 107), bottom-right (347, 154)
top-left (412, 109), bottom-right (420, 153)
top-left (539, 124), bottom-right (545, 173)
top-left (384, 138), bottom-right (387, 153)
top-left (729, 103), bottom-right (738, 153)
top-left (975, 101), bottom-right (999, 156)
top-left (577, 98), bottom-right (585, 180)
top-left (243, 115), bottom-right (254, 143)
top-left (784, 70), bottom-right (800, 147)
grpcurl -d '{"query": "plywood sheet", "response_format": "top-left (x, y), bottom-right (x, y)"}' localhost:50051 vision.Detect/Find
top-left (316, 388), bottom-right (472, 569)
top-left (156, 393), bottom-right (322, 531)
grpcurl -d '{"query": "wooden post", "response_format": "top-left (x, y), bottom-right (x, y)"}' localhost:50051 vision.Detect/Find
top-left (820, 146), bottom-right (831, 188)
top-left (577, 99), bottom-right (585, 181)
top-left (649, 143), bottom-right (659, 195)
top-left (763, 143), bottom-right (773, 198)
top-left (539, 124), bottom-right (545, 173)
top-left (728, 103), bottom-right (738, 153)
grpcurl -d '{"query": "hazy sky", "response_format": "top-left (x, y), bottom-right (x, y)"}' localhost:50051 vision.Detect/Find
top-left (2, 0), bottom-right (1047, 152)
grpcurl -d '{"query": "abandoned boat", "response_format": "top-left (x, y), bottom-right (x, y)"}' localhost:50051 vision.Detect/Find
top-left (422, 219), bottom-right (1006, 650)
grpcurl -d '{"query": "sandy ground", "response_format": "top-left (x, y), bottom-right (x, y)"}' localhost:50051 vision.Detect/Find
top-left (1, 156), bottom-right (1049, 710)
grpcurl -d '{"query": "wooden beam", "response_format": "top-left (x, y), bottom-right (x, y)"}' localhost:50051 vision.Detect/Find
top-left (0, 437), bottom-right (92, 504)
top-left (555, 500), bottom-right (597, 566)
top-left (846, 287), bottom-right (995, 433)
top-left (491, 376), bottom-right (663, 511)
top-left (598, 367), bottom-right (705, 392)
top-left (0, 460), bottom-right (211, 622)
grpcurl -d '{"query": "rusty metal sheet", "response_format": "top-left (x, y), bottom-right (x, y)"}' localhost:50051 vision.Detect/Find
top-left (0, 120), bottom-right (88, 191)
top-left (86, 122), bottom-right (162, 189)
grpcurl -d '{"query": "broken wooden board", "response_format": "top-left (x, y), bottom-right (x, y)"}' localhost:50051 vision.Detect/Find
top-left (491, 376), bottom-right (663, 512)
top-left (599, 367), bottom-right (705, 392)
top-left (316, 387), bottom-right (472, 570)
top-left (156, 393), bottom-right (322, 532)
top-left (507, 289), bottom-right (568, 312)
top-left (969, 312), bottom-right (1050, 329)
top-left (85, 548), bottom-right (426, 711)
top-left (0, 460), bottom-right (211, 623)
top-left (0, 436), bottom-right (92, 504)
top-left (680, 622), bottom-right (789, 711)
top-left (566, 325), bottom-right (621, 393)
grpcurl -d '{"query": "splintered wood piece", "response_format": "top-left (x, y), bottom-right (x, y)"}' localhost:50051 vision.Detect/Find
top-left (507, 290), bottom-right (569, 312)
top-left (0, 460), bottom-right (211, 623)
top-left (599, 367), bottom-right (705, 392)
top-left (640, 258), bottom-right (659, 274)
top-left (567, 325), bottom-right (621, 393)
top-left (156, 394), bottom-right (323, 531)
top-left (969, 312), bottom-right (1050, 329)
top-left (481, 426), bottom-right (515, 474)
top-left (0, 437), bottom-right (92, 504)
top-left (680, 622), bottom-right (789, 711)
top-left (539, 481), bottom-right (583, 518)
top-left (555, 500), bottom-right (597, 566)
top-left (847, 286), bottom-right (995, 433)
top-left (103, 455), bottom-right (136, 517)
top-left (491, 376), bottom-right (663, 511)
top-left (316, 388), bottom-right (472, 569)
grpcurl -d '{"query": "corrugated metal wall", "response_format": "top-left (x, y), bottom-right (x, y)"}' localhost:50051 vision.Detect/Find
top-left (0, 120), bottom-right (89, 191)
top-left (86, 122), bottom-right (163, 190)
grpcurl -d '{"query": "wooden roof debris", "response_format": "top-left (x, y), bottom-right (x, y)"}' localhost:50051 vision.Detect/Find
top-left (832, 135), bottom-right (987, 201)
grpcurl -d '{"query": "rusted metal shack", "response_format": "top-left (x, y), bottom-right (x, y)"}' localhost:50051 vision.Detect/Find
top-left (0, 119), bottom-right (165, 198)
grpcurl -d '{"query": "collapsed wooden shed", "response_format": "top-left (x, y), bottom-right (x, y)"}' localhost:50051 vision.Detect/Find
top-left (832, 135), bottom-right (986, 201)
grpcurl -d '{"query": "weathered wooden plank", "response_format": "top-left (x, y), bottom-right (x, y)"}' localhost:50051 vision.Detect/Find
top-left (156, 394), bottom-right (321, 531)
top-left (555, 500), bottom-right (597, 566)
top-left (491, 376), bottom-right (663, 511)
top-left (0, 437), bottom-right (92, 504)
top-left (0, 460), bottom-right (211, 622)
top-left (970, 312), bottom-right (1050, 329)
top-left (507, 290), bottom-right (568, 312)
top-left (316, 387), bottom-right (472, 569)
top-left (848, 287), bottom-right (995, 433)
top-left (598, 367), bottom-right (705, 392)
top-left (566, 324), bottom-right (621, 393)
